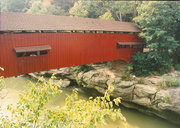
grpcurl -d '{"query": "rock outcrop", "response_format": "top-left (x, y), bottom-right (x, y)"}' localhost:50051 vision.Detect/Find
top-left (31, 63), bottom-right (180, 126)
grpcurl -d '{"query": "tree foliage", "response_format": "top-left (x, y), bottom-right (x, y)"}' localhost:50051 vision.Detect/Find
top-left (0, 76), bottom-right (126, 128)
top-left (26, 0), bottom-right (64, 15)
top-left (132, 1), bottom-right (180, 75)
top-left (1, 0), bottom-right (30, 12)
top-left (69, 0), bottom-right (105, 18)
top-left (69, 0), bottom-right (135, 21)
top-left (99, 10), bottom-right (115, 20)
top-left (0, 0), bottom-right (137, 22)
top-left (54, 0), bottom-right (78, 15)
top-left (69, 1), bottom-right (88, 17)
top-left (132, 52), bottom-right (172, 76)
top-left (0, 0), bottom-right (76, 16)
top-left (134, 1), bottom-right (180, 53)
top-left (109, 1), bottom-right (135, 22)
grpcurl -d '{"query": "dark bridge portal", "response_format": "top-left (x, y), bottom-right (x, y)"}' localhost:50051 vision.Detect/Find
top-left (0, 12), bottom-right (144, 78)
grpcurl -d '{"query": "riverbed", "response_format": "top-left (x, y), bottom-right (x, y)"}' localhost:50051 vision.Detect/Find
top-left (0, 76), bottom-right (178, 128)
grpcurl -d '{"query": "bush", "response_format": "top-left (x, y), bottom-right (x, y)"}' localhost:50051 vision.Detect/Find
top-left (157, 76), bottom-right (180, 91)
top-left (121, 64), bottom-right (133, 81)
top-left (163, 76), bottom-right (180, 87)
top-left (0, 76), bottom-right (126, 128)
top-left (132, 52), bottom-right (172, 76)
top-left (171, 46), bottom-right (180, 70)
top-left (137, 78), bottom-right (144, 84)
top-left (71, 65), bottom-right (94, 73)
top-left (174, 64), bottom-right (180, 71)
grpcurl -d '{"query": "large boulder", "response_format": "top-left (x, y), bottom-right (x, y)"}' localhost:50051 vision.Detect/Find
top-left (132, 84), bottom-right (156, 107)
top-left (111, 86), bottom-right (134, 101)
top-left (143, 76), bottom-right (163, 85)
top-left (155, 90), bottom-right (170, 103)
top-left (53, 79), bottom-right (71, 88)
top-left (132, 96), bottom-right (151, 106)
top-left (168, 86), bottom-right (180, 106)
top-left (115, 81), bottom-right (134, 88)
top-left (81, 70), bottom-right (108, 89)
top-left (134, 84), bottom-right (156, 98)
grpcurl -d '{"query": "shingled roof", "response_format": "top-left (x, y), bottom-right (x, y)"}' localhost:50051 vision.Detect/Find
top-left (0, 12), bottom-right (141, 32)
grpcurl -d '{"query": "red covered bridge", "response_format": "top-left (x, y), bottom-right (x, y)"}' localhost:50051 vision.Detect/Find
top-left (0, 12), bottom-right (144, 78)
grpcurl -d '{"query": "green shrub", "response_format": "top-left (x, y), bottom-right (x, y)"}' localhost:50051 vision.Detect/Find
top-left (71, 65), bottom-right (94, 73)
top-left (0, 76), bottom-right (126, 128)
top-left (171, 46), bottom-right (180, 66)
top-left (137, 78), bottom-right (144, 84)
top-left (174, 64), bottom-right (180, 71)
top-left (163, 76), bottom-right (180, 87)
top-left (158, 76), bottom-right (180, 90)
top-left (171, 46), bottom-right (180, 71)
top-left (122, 64), bottom-right (133, 81)
top-left (132, 52), bottom-right (172, 76)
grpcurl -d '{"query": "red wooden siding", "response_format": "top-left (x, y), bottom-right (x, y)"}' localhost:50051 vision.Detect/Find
top-left (0, 33), bottom-right (142, 77)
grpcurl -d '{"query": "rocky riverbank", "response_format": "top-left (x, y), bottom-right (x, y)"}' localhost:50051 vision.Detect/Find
top-left (30, 61), bottom-right (180, 126)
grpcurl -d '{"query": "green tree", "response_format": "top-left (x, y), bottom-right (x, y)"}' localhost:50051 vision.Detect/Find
top-left (109, 1), bottom-right (135, 22)
top-left (54, 0), bottom-right (77, 15)
top-left (1, 0), bottom-right (30, 12)
top-left (99, 10), bottom-right (115, 20)
top-left (69, 0), bottom-right (106, 18)
top-left (69, 0), bottom-right (135, 22)
top-left (26, 0), bottom-right (64, 15)
top-left (134, 1), bottom-right (180, 54)
top-left (131, 1), bottom-right (180, 75)
top-left (69, 1), bottom-right (88, 17)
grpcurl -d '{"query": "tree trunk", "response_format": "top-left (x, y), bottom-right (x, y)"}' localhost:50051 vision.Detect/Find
top-left (134, 1), bottom-right (137, 17)
top-left (119, 7), bottom-right (122, 22)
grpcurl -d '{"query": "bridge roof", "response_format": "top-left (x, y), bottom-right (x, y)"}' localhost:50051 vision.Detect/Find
top-left (0, 12), bottom-right (141, 32)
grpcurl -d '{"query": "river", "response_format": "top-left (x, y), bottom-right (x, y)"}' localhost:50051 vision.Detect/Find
top-left (0, 76), bottom-right (178, 128)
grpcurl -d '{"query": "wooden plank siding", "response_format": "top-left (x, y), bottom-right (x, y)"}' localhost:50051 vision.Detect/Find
top-left (0, 33), bottom-right (142, 77)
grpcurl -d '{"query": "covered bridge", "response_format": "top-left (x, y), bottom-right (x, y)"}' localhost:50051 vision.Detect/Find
top-left (0, 12), bottom-right (144, 77)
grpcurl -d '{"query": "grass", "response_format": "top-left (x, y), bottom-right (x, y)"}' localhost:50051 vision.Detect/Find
top-left (162, 76), bottom-right (180, 87)
top-left (157, 75), bottom-right (180, 90)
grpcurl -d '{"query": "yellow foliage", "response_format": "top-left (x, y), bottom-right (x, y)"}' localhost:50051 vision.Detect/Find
top-left (0, 76), bottom-right (126, 128)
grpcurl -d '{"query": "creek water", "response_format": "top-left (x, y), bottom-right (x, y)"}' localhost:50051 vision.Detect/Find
top-left (0, 76), bottom-right (178, 128)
